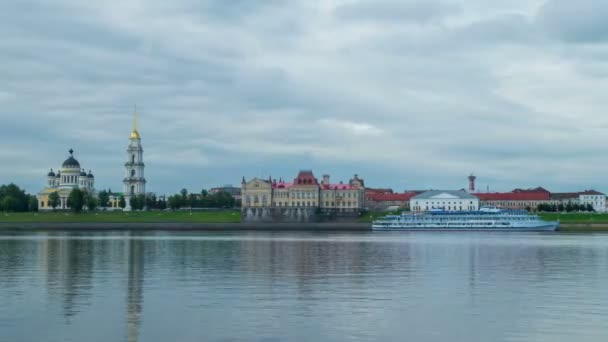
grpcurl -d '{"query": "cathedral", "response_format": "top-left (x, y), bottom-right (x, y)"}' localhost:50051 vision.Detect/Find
top-left (37, 149), bottom-right (95, 210)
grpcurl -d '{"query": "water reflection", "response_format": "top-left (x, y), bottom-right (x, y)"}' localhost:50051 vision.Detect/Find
top-left (0, 232), bottom-right (608, 342)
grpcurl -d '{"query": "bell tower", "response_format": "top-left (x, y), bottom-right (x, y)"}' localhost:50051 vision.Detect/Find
top-left (123, 107), bottom-right (146, 210)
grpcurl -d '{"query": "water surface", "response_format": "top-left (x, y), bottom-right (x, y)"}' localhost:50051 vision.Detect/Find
top-left (1, 231), bottom-right (607, 342)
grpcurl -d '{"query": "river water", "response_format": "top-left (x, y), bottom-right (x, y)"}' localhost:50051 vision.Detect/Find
top-left (1, 231), bottom-right (607, 342)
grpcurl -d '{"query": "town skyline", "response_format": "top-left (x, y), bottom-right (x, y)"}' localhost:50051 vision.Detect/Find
top-left (3, 1), bottom-right (608, 194)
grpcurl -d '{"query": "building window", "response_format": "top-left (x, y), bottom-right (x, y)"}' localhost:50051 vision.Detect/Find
top-left (132, 154), bottom-right (135, 163)
top-left (131, 169), bottom-right (136, 177)
top-left (130, 185), bottom-right (135, 194)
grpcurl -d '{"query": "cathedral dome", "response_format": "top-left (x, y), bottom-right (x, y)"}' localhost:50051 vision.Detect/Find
top-left (62, 149), bottom-right (80, 169)
top-left (47, 169), bottom-right (55, 177)
top-left (87, 170), bottom-right (94, 178)
top-left (80, 169), bottom-right (87, 176)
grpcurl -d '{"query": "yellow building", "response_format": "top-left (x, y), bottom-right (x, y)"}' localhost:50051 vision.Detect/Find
top-left (37, 149), bottom-right (95, 210)
top-left (241, 170), bottom-right (365, 213)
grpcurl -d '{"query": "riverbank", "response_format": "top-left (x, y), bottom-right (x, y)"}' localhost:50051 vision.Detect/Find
top-left (0, 210), bottom-right (241, 223)
top-left (2, 212), bottom-right (608, 232)
top-left (0, 222), bottom-right (370, 231)
top-left (0, 221), bottom-right (607, 232)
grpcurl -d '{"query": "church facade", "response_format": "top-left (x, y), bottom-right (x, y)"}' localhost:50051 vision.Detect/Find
top-left (37, 149), bottom-right (95, 210)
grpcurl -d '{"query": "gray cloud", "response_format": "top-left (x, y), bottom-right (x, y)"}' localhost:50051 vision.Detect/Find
top-left (537, 0), bottom-right (608, 43)
top-left (334, 0), bottom-right (460, 24)
top-left (1, 0), bottom-right (608, 195)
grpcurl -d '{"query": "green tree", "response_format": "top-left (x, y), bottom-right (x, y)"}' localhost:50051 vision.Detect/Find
top-left (67, 189), bottom-right (85, 213)
top-left (1, 196), bottom-right (18, 212)
top-left (85, 192), bottom-right (98, 211)
top-left (28, 195), bottom-right (39, 212)
top-left (119, 196), bottom-right (126, 209)
top-left (168, 195), bottom-right (181, 210)
top-left (0, 183), bottom-right (29, 212)
top-left (98, 190), bottom-right (110, 208)
top-left (586, 203), bottom-right (595, 212)
top-left (48, 191), bottom-right (60, 211)
top-left (201, 189), bottom-right (208, 197)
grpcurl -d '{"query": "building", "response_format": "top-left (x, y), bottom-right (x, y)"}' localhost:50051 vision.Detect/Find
top-left (37, 149), bottom-right (95, 210)
top-left (474, 187), bottom-right (551, 211)
top-left (364, 192), bottom-right (418, 211)
top-left (209, 185), bottom-right (242, 200)
top-left (411, 190), bottom-right (479, 212)
top-left (241, 171), bottom-right (366, 219)
top-left (123, 110), bottom-right (146, 211)
top-left (551, 190), bottom-right (606, 212)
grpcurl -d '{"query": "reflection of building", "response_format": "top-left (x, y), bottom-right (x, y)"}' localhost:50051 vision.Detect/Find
top-left (126, 238), bottom-right (144, 342)
top-left (37, 149), bottom-right (95, 210)
top-left (241, 170), bottom-right (365, 213)
top-left (123, 109), bottom-right (146, 211)
top-left (411, 190), bottom-right (479, 212)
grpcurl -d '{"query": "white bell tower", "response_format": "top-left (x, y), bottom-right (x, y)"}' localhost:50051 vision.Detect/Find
top-left (123, 107), bottom-right (146, 210)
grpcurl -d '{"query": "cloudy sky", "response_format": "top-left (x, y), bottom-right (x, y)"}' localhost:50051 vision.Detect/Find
top-left (2, 0), bottom-right (608, 195)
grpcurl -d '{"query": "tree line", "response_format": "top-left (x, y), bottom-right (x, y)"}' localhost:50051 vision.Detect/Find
top-left (536, 202), bottom-right (595, 212)
top-left (167, 189), bottom-right (238, 210)
top-left (0, 184), bottom-right (38, 212)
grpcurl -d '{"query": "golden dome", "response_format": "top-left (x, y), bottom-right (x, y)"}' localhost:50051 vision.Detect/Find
top-left (130, 107), bottom-right (141, 139)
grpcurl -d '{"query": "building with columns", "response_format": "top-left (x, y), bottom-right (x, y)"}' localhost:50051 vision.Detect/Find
top-left (123, 110), bottom-right (146, 210)
top-left (241, 170), bottom-right (365, 220)
top-left (37, 149), bottom-right (95, 210)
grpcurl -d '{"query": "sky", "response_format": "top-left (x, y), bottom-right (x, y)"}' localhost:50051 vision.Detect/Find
top-left (2, 0), bottom-right (608, 195)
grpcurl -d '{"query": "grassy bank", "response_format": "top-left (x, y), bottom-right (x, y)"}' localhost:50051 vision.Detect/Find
top-left (538, 213), bottom-right (608, 224)
top-left (0, 210), bottom-right (241, 223)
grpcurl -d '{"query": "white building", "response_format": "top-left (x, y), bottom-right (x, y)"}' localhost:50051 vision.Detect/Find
top-left (411, 190), bottom-right (479, 212)
top-left (123, 110), bottom-right (146, 210)
top-left (578, 191), bottom-right (606, 212)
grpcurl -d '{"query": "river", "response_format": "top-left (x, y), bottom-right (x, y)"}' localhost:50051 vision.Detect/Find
top-left (1, 231), bottom-right (607, 342)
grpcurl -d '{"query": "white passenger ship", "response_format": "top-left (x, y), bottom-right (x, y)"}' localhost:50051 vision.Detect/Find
top-left (372, 207), bottom-right (558, 231)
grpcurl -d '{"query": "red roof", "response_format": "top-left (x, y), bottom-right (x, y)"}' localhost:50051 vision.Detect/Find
top-left (322, 184), bottom-right (358, 190)
top-left (293, 170), bottom-right (319, 186)
top-left (366, 193), bottom-right (417, 201)
top-left (475, 192), bottom-right (550, 201)
top-left (365, 188), bottom-right (394, 195)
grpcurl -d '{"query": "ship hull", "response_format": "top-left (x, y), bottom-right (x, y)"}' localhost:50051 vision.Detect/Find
top-left (372, 223), bottom-right (559, 232)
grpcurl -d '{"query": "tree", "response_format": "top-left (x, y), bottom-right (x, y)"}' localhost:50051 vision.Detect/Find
top-left (586, 203), bottom-right (595, 212)
top-left (1, 196), bottom-right (18, 212)
top-left (67, 189), bottom-right (85, 213)
top-left (48, 191), bottom-right (60, 211)
top-left (168, 195), bottom-right (181, 210)
top-left (28, 195), bottom-right (38, 212)
top-left (119, 196), bottom-right (126, 209)
top-left (0, 183), bottom-right (29, 212)
top-left (201, 189), bottom-right (208, 197)
top-left (98, 190), bottom-right (110, 208)
top-left (129, 194), bottom-right (146, 210)
top-left (85, 192), bottom-right (98, 211)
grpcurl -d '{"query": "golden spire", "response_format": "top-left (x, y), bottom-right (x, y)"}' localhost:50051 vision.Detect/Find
top-left (130, 105), bottom-right (141, 139)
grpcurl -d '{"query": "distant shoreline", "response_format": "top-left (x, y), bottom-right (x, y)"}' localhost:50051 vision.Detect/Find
top-left (1, 222), bottom-right (608, 232)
